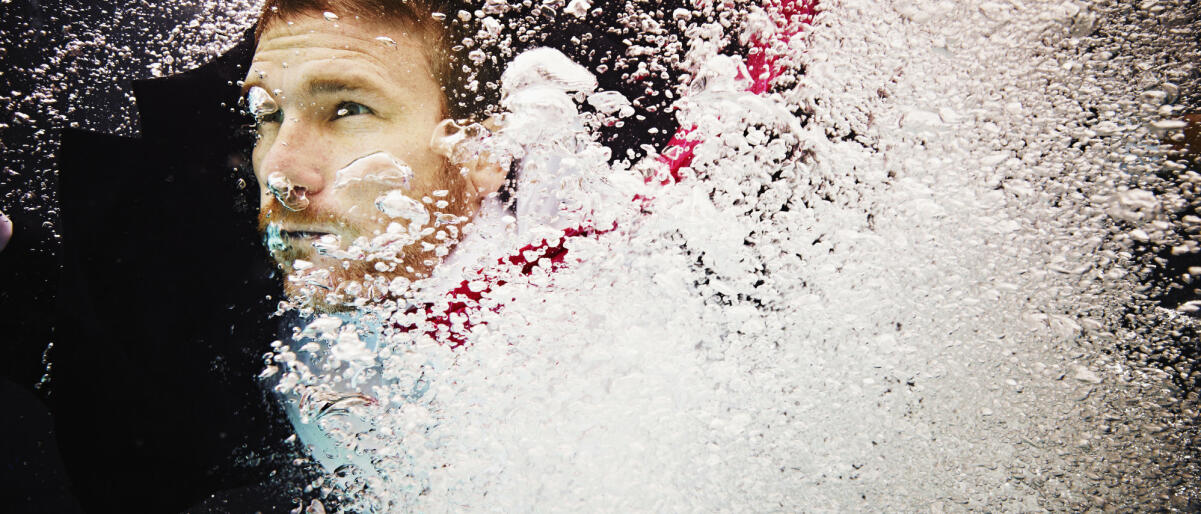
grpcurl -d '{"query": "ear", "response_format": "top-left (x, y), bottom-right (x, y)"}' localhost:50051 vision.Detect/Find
top-left (430, 118), bottom-right (507, 203)
top-left (463, 151), bottom-right (506, 202)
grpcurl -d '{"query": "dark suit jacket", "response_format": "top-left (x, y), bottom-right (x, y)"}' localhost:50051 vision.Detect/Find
top-left (3, 33), bottom-right (312, 513)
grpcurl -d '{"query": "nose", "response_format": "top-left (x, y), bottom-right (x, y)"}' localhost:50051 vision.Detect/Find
top-left (266, 173), bottom-right (311, 211)
top-left (257, 119), bottom-right (327, 203)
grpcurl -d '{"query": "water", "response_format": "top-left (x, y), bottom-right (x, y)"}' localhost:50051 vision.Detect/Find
top-left (331, 153), bottom-right (414, 192)
top-left (267, 0), bottom-right (1200, 507)
top-left (7, 0), bottom-right (1200, 511)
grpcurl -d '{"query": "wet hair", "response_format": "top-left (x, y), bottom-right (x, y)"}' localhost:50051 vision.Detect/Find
top-left (255, 0), bottom-right (493, 121)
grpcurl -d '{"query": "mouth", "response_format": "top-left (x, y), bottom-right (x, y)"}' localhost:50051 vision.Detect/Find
top-left (264, 223), bottom-right (341, 254)
top-left (280, 229), bottom-right (334, 240)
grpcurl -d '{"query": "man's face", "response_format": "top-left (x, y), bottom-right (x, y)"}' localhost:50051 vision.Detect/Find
top-left (244, 13), bottom-right (473, 305)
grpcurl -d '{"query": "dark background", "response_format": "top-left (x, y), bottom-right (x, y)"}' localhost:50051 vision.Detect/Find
top-left (0, 1), bottom-right (313, 508)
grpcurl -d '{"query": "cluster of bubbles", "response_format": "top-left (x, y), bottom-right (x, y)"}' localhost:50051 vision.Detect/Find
top-left (3, 0), bottom-right (1198, 511)
top-left (258, 0), bottom-right (1201, 512)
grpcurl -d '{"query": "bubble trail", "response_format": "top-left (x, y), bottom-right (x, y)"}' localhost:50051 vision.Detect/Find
top-left (259, 0), bottom-right (1201, 509)
top-left (9, 0), bottom-right (1197, 511)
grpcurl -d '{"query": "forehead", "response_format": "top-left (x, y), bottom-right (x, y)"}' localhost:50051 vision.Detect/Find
top-left (247, 13), bottom-right (435, 86)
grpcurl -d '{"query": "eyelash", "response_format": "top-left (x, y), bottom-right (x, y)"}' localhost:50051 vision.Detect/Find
top-left (250, 101), bottom-right (373, 126)
top-left (333, 101), bottom-right (373, 119)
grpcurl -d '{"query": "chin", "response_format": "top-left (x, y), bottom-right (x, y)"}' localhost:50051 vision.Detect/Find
top-left (280, 270), bottom-right (364, 314)
top-left (264, 223), bottom-right (452, 311)
top-left (277, 251), bottom-right (417, 313)
top-left (282, 281), bottom-right (356, 314)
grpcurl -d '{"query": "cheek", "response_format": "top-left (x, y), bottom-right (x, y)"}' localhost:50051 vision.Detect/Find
top-left (408, 155), bottom-right (454, 191)
top-left (251, 153), bottom-right (266, 195)
top-left (259, 187), bottom-right (274, 208)
top-left (317, 190), bottom-right (387, 234)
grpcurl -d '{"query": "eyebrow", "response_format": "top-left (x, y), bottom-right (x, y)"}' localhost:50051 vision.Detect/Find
top-left (240, 71), bottom-right (391, 100)
top-left (308, 76), bottom-right (377, 96)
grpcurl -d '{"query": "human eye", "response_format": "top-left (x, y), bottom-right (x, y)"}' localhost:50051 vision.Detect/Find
top-left (332, 101), bottom-right (374, 120)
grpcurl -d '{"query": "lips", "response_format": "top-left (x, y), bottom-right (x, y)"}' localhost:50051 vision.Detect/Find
top-left (280, 229), bottom-right (333, 239)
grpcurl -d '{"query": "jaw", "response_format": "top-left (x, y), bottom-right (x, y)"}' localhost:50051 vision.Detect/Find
top-left (282, 279), bottom-right (357, 314)
top-left (258, 161), bottom-right (479, 311)
top-left (273, 238), bottom-right (440, 312)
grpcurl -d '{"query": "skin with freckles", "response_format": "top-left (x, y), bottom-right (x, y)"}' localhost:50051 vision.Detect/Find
top-left (244, 13), bottom-right (504, 307)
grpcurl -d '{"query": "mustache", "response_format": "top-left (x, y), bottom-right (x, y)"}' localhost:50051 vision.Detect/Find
top-left (257, 203), bottom-right (343, 234)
